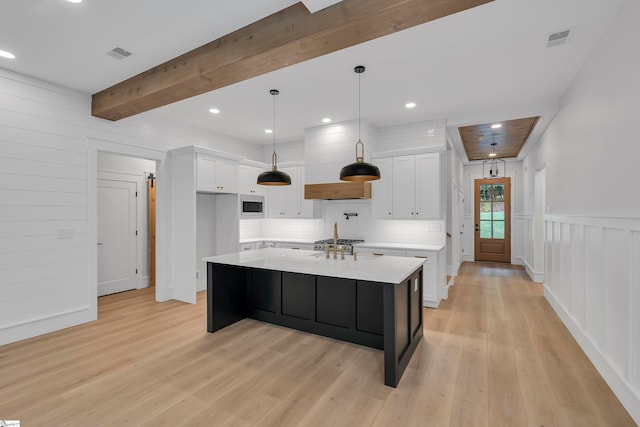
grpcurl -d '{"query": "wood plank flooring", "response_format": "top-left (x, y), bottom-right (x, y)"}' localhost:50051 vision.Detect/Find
top-left (0, 262), bottom-right (635, 426)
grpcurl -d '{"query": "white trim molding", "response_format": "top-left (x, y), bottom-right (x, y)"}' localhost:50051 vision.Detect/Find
top-left (544, 214), bottom-right (640, 424)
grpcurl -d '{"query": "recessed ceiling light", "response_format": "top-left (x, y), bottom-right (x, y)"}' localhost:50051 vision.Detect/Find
top-left (67, 0), bottom-right (82, 3)
top-left (405, 102), bottom-right (416, 109)
top-left (209, 108), bottom-right (220, 114)
top-left (265, 129), bottom-right (273, 134)
top-left (491, 123), bottom-right (502, 129)
top-left (322, 118), bottom-right (332, 123)
top-left (0, 50), bottom-right (16, 59)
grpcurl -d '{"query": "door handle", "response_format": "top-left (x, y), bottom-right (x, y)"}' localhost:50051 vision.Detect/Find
top-left (97, 243), bottom-right (103, 246)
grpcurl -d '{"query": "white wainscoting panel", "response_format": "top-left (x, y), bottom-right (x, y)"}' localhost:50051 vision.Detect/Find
top-left (544, 215), bottom-right (640, 424)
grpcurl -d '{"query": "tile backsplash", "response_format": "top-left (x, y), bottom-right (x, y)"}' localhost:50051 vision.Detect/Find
top-left (240, 200), bottom-right (444, 245)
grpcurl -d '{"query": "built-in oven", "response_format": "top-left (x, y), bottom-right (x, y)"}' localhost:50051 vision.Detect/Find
top-left (240, 195), bottom-right (265, 218)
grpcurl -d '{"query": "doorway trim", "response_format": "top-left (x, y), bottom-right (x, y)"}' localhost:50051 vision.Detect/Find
top-left (87, 138), bottom-right (168, 308)
top-left (474, 177), bottom-right (512, 263)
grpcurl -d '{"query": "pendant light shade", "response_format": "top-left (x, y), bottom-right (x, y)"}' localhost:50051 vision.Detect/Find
top-left (340, 65), bottom-right (380, 182)
top-left (258, 89), bottom-right (291, 186)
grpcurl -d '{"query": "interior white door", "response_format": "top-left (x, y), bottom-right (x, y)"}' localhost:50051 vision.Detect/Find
top-left (98, 179), bottom-right (137, 296)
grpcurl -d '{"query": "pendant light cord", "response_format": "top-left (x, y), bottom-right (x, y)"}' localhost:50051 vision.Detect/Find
top-left (358, 70), bottom-right (361, 143)
top-left (270, 89), bottom-right (279, 170)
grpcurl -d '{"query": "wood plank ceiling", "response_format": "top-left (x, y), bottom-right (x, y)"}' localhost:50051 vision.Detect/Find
top-left (91, 0), bottom-right (493, 121)
top-left (459, 116), bottom-right (540, 161)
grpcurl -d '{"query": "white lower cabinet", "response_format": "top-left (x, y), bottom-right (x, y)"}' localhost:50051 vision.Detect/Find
top-left (239, 242), bottom-right (260, 251)
top-left (355, 245), bottom-right (445, 308)
top-left (274, 242), bottom-right (314, 250)
top-left (354, 247), bottom-right (406, 257)
top-left (406, 250), bottom-right (441, 308)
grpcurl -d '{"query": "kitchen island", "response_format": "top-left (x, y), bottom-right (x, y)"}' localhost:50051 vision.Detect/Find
top-left (203, 248), bottom-right (424, 387)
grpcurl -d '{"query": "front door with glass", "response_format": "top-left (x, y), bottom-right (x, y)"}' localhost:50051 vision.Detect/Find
top-left (474, 178), bottom-right (511, 263)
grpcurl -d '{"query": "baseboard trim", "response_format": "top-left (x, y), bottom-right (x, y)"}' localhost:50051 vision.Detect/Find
top-left (423, 300), bottom-right (440, 309)
top-left (544, 287), bottom-right (640, 425)
top-left (514, 257), bottom-right (544, 282)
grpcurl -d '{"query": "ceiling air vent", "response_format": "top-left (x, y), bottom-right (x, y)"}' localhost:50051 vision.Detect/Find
top-left (546, 29), bottom-right (572, 48)
top-left (106, 46), bottom-right (133, 60)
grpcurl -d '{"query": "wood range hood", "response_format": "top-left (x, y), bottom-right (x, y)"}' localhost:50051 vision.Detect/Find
top-left (304, 182), bottom-right (371, 200)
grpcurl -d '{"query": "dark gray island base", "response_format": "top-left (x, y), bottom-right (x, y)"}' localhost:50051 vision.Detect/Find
top-left (206, 262), bottom-right (423, 387)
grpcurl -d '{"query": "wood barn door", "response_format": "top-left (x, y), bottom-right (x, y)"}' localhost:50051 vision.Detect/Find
top-left (474, 178), bottom-right (511, 263)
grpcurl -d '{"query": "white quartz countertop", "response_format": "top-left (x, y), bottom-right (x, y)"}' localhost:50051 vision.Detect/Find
top-left (204, 248), bottom-right (423, 284)
top-left (353, 242), bottom-right (445, 252)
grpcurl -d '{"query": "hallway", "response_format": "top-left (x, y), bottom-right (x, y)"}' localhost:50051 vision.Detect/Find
top-left (0, 263), bottom-right (634, 426)
top-left (427, 262), bottom-right (634, 426)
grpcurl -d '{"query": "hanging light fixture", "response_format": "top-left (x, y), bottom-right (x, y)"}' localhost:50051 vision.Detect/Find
top-left (339, 65), bottom-right (380, 182)
top-left (483, 140), bottom-right (506, 178)
top-left (257, 89), bottom-right (291, 186)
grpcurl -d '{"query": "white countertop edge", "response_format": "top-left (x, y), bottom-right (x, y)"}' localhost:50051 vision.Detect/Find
top-left (204, 248), bottom-right (423, 284)
top-left (353, 242), bottom-right (445, 252)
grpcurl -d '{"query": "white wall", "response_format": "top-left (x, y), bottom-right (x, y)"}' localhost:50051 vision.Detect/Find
top-left (520, 0), bottom-right (640, 422)
top-left (261, 140), bottom-right (304, 165)
top-left (461, 160), bottom-right (526, 266)
top-left (446, 138), bottom-right (465, 278)
top-left (0, 67), bottom-right (261, 346)
top-left (304, 119), bottom-right (377, 184)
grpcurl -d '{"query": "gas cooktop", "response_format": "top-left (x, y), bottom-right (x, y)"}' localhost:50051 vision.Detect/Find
top-left (313, 238), bottom-right (364, 254)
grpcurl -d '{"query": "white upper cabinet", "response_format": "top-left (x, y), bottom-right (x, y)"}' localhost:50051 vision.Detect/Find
top-left (372, 157), bottom-right (393, 218)
top-left (237, 164), bottom-right (265, 196)
top-left (375, 152), bottom-right (441, 220)
top-left (415, 153), bottom-right (440, 219)
top-left (392, 155), bottom-right (418, 219)
top-left (196, 154), bottom-right (237, 193)
top-left (268, 166), bottom-right (320, 219)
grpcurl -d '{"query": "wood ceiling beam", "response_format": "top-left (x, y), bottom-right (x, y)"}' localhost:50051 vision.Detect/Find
top-left (91, 0), bottom-right (492, 121)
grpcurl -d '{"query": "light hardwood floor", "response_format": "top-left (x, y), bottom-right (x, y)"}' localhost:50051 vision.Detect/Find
top-left (0, 262), bottom-right (635, 426)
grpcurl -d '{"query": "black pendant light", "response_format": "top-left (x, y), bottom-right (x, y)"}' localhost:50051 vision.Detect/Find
top-left (257, 89), bottom-right (291, 186)
top-left (340, 65), bottom-right (380, 182)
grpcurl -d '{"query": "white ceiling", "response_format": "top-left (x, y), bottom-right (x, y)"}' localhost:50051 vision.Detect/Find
top-left (0, 0), bottom-right (624, 162)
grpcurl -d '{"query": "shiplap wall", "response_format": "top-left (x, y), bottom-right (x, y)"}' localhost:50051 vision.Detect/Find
top-left (0, 68), bottom-right (262, 345)
top-left (544, 216), bottom-right (640, 421)
top-left (304, 119), bottom-right (376, 185)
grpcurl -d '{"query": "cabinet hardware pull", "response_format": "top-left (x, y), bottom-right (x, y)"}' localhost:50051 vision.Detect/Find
top-left (414, 256), bottom-right (428, 259)
top-left (373, 253), bottom-right (384, 256)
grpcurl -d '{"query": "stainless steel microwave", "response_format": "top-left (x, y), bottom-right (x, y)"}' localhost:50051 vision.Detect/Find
top-left (240, 195), bottom-right (265, 218)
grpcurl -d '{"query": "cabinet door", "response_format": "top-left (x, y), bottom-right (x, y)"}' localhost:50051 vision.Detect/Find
top-left (372, 157), bottom-right (393, 218)
top-left (196, 156), bottom-right (217, 192)
top-left (296, 166), bottom-right (316, 218)
top-left (268, 186), bottom-right (287, 217)
top-left (237, 165), bottom-right (252, 195)
top-left (215, 160), bottom-right (237, 193)
top-left (415, 153), bottom-right (440, 219)
top-left (407, 250), bottom-right (438, 305)
top-left (392, 155), bottom-right (416, 219)
top-left (283, 167), bottom-right (298, 218)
